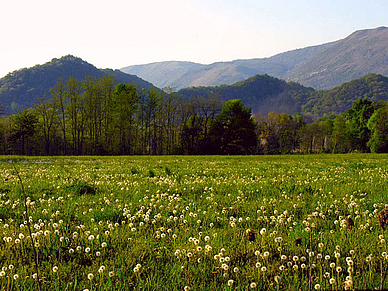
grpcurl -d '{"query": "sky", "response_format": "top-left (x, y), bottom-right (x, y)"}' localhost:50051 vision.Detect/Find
top-left (0, 0), bottom-right (387, 78)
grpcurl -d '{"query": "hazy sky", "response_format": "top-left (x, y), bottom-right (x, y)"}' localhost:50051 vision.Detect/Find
top-left (0, 0), bottom-right (387, 78)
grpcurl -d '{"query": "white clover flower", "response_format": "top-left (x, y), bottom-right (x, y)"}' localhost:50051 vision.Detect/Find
top-left (228, 279), bottom-right (234, 286)
top-left (250, 282), bottom-right (257, 288)
top-left (52, 266), bottom-right (58, 273)
top-left (87, 273), bottom-right (94, 280)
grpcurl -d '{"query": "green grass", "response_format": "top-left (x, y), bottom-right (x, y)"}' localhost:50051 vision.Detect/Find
top-left (0, 154), bottom-right (387, 290)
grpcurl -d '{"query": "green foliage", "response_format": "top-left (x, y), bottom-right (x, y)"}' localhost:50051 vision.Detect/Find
top-left (66, 180), bottom-right (97, 196)
top-left (209, 99), bottom-right (257, 154)
top-left (367, 102), bottom-right (388, 153)
top-left (10, 109), bottom-right (38, 155)
top-left (345, 98), bottom-right (377, 152)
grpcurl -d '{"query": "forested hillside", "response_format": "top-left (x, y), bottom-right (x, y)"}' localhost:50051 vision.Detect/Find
top-left (179, 73), bottom-right (388, 118)
top-left (0, 55), bottom-right (155, 114)
top-left (178, 75), bottom-right (314, 115)
top-left (302, 74), bottom-right (388, 116)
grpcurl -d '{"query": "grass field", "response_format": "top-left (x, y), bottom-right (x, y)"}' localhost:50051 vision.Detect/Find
top-left (0, 154), bottom-right (388, 290)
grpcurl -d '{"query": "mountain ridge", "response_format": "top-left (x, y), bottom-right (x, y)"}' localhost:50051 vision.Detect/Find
top-left (121, 27), bottom-right (387, 90)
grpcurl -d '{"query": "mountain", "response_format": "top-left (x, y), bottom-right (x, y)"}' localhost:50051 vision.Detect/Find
top-left (287, 27), bottom-right (388, 89)
top-left (178, 73), bottom-right (388, 118)
top-left (121, 27), bottom-right (388, 90)
top-left (0, 55), bottom-right (156, 113)
top-left (121, 42), bottom-right (336, 90)
top-left (178, 74), bottom-right (315, 116)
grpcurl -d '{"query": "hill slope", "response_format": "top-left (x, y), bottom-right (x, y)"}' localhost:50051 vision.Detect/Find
top-left (0, 55), bottom-right (156, 113)
top-left (302, 74), bottom-right (388, 116)
top-left (121, 27), bottom-right (387, 90)
top-left (178, 75), bottom-right (315, 116)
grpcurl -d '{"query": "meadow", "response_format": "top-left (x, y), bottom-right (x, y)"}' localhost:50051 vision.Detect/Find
top-left (0, 154), bottom-right (388, 290)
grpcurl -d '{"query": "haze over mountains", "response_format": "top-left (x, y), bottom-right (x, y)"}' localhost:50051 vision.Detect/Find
top-left (121, 27), bottom-right (388, 90)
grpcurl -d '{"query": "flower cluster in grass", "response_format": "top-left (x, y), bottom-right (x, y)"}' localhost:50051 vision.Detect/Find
top-left (0, 155), bottom-right (387, 290)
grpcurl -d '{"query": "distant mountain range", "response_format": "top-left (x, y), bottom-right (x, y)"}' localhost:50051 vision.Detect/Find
top-left (0, 55), bottom-right (155, 113)
top-left (121, 26), bottom-right (388, 90)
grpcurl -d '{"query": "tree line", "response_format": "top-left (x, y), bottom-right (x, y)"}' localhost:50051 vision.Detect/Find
top-left (0, 76), bottom-right (388, 156)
